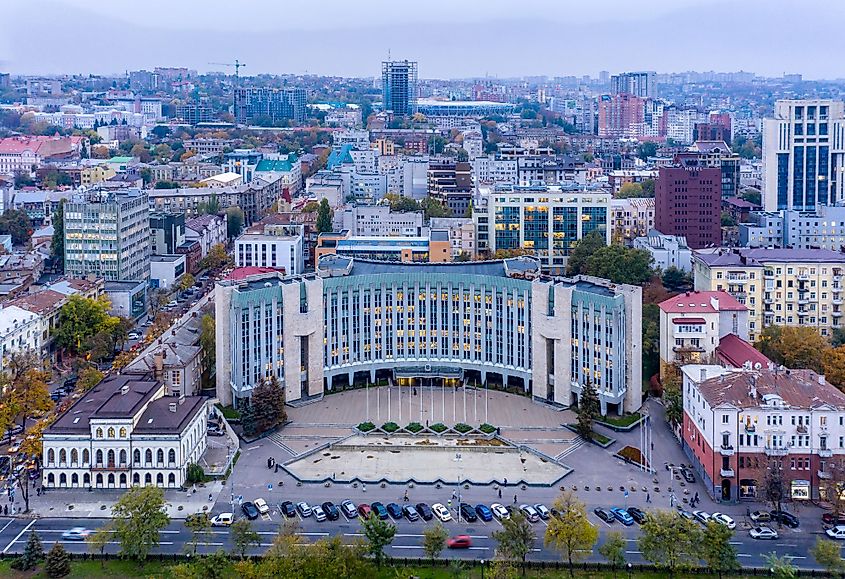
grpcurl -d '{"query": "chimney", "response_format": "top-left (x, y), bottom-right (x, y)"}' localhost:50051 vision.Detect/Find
top-left (819, 374), bottom-right (826, 385)
top-left (711, 296), bottom-right (720, 311)
top-left (169, 402), bottom-right (177, 413)
top-left (121, 385), bottom-right (129, 395)
top-left (153, 351), bottom-right (164, 381)
top-left (699, 368), bottom-right (707, 382)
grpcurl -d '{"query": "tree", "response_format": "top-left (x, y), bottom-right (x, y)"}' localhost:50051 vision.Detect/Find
top-left (638, 510), bottom-right (702, 577)
top-left (51, 199), bottom-right (65, 271)
top-left (199, 243), bottom-right (232, 271)
top-left (130, 143), bottom-right (151, 163)
top-left (197, 193), bottom-right (220, 215)
top-left (420, 196), bottom-right (452, 219)
top-left (641, 179), bottom-right (655, 196)
top-left (598, 531), bottom-right (626, 569)
top-left (172, 549), bottom-right (231, 579)
top-left (140, 168), bottom-right (152, 187)
top-left (616, 182), bottom-right (648, 198)
top-left (302, 201), bottom-right (320, 213)
top-left (812, 537), bottom-right (845, 576)
top-left (492, 510), bottom-right (536, 575)
top-left (701, 520), bottom-right (739, 578)
top-left (386, 194), bottom-right (421, 213)
top-left (178, 273), bottom-right (196, 293)
top-left (199, 314), bottom-right (216, 390)
top-left (45, 542), bottom-right (71, 578)
top-left (765, 458), bottom-right (786, 515)
top-left (565, 231), bottom-right (605, 276)
top-left (662, 371), bottom-right (684, 426)
top-left (721, 211), bottom-right (737, 227)
top-left (642, 302), bottom-right (661, 384)
top-left (54, 295), bottom-right (117, 354)
top-left (636, 142), bottom-right (658, 160)
top-left (184, 512), bottom-right (211, 555)
top-left (361, 511), bottom-right (396, 568)
top-left (230, 518), bottom-right (260, 559)
top-left (246, 376), bottom-right (286, 436)
top-left (111, 485), bottom-right (170, 561)
top-left (13, 531), bottom-right (44, 571)
top-left (87, 524), bottom-right (112, 567)
top-left (225, 206), bottom-right (244, 238)
top-left (575, 379), bottom-right (600, 439)
top-left (740, 187), bottom-right (762, 206)
top-left (422, 523), bottom-right (448, 561)
top-left (316, 198), bottom-right (333, 233)
top-left (0, 208), bottom-right (32, 245)
top-left (661, 266), bottom-right (690, 291)
top-left (756, 325), bottom-right (829, 373)
top-left (824, 346), bottom-right (845, 391)
top-left (585, 244), bottom-right (655, 285)
top-left (833, 327), bottom-right (845, 348)
top-left (765, 552), bottom-right (797, 578)
top-left (544, 491), bottom-right (599, 576)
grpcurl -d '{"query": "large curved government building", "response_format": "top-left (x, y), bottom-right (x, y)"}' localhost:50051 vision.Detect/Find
top-left (215, 256), bottom-right (643, 415)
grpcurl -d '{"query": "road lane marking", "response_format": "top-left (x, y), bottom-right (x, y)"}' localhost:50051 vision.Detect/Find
top-left (3, 520), bottom-right (35, 554)
top-left (625, 550), bottom-right (642, 554)
top-left (776, 543), bottom-right (798, 547)
top-left (737, 554), bottom-right (752, 558)
top-left (0, 519), bottom-right (14, 536)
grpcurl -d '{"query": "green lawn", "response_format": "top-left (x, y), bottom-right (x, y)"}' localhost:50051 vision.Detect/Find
top-left (597, 413), bottom-right (642, 428)
top-left (0, 558), bottom-right (176, 578)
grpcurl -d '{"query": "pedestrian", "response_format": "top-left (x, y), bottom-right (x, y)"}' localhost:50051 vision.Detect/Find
top-left (447, 499), bottom-right (452, 509)
top-left (3, 505), bottom-right (6, 516)
top-left (403, 490), bottom-right (409, 502)
top-left (694, 492), bottom-right (699, 502)
top-left (746, 507), bottom-right (751, 518)
top-left (498, 488), bottom-right (502, 499)
top-left (208, 493), bottom-right (213, 502)
top-left (514, 494), bottom-right (518, 505)
top-left (646, 493), bottom-right (650, 503)
top-left (452, 490), bottom-right (457, 500)
top-left (362, 483), bottom-right (367, 493)
top-left (503, 477), bottom-right (508, 486)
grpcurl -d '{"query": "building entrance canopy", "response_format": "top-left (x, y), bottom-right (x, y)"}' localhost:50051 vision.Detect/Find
top-left (393, 365), bottom-right (463, 380)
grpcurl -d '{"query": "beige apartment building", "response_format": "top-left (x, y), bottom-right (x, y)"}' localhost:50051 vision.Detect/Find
top-left (693, 248), bottom-right (845, 341)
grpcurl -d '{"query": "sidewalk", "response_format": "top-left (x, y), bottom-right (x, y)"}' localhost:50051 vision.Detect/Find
top-left (23, 481), bottom-right (226, 519)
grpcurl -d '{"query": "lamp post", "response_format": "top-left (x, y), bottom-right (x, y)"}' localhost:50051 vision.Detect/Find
top-left (627, 562), bottom-right (632, 579)
top-left (480, 559), bottom-right (485, 579)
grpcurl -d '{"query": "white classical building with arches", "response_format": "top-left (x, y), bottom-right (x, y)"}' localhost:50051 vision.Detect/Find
top-left (42, 374), bottom-right (208, 490)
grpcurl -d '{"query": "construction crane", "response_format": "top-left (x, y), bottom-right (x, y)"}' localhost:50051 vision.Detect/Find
top-left (208, 59), bottom-right (247, 81)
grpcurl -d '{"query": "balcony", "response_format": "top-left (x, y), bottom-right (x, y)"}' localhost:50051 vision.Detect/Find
top-left (765, 446), bottom-right (790, 456)
top-left (719, 445), bottom-right (735, 456)
top-left (720, 468), bottom-right (735, 478)
top-left (744, 423), bottom-right (756, 433)
top-left (819, 448), bottom-right (834, 458)
top-left (819, 470), bottom-right (833, 480)
top-left (835, 275), bottom-right (843, 283)
top-left (764, 270), bottom-right (775, 279)
top-left (798, 272), bottom-right (810, 281)
top-left (764, 296), bottom-right (774, 305)
top-left (798, 298), bottom-right (810, 306)
top-left (834, 311), bottom-right (843, 317)
top-left (835, 298), bottom-right (844, 306)
top-left (797, 424), bottom-right (808, 434)
top-left (673, 344), bottom-right (705, 353)
top-left (726, 274), bottom-right (748, 284)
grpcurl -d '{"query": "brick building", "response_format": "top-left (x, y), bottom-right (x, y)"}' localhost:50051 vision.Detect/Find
top-left (655, 165), bottom-right (721, 249)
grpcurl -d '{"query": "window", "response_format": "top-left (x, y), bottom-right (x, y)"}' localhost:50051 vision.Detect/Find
top-left (133, 449), bottom-right (140, 464)
top-left (157, 449), bottom-right (164, 464)
top-left (47, 449), bottom-right (55, 464)
top-left (722, 415), bottom-right (729, 424)
top-left (96, 428), bottom-right (103, 439)
top-left (119, 427), bottom-right (127, 438)
top-left (145, 473), bottom-right (152, 485)
top-left (95, 449), bottom-right (103, 465)
top-left (71, 449), bottom-right (78, 465)
top-left (168, 449), bottom-right (176, 464)
top-left (59, 449), bottom-right (66, 464)
top-left (156, 473), bottom-right (164, 486)
top-left (119, 449), bottom-right (127, 465)
top-left (107, 427), bottom-right (115, 438)
top-left (168, 473), bottom-right (176, 487)
top-left (96, 474), bottom-right (103, 487)
top-left (145, 449), bottom-right (152, 463)
top-left (83, 449), bottom-right (89, 464)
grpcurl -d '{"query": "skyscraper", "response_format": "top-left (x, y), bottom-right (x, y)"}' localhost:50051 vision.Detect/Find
top-left (382, 60), bottom-right (418, 116)
top-left (610, 71), bottom-right (656, 98)
top-left (233, 87), bottom-right (307, 124)
top-left (763, 99), bottom-right (845, 211)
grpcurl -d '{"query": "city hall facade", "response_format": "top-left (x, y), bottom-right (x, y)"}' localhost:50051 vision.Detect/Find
top-left (215, 256), bottom-right (643, 415)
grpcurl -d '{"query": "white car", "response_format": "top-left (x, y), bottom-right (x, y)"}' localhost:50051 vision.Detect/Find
top-left (432, 503), bottom-right (452, 522)
top-left (127, 332), bottom-right (140, 340)
top-left (749, 526), bottom-right (778, 540)
top-left (210, 513), bottom-right (234, 527)
top-left (254, 498), bottom-right (269, 515)
top-left (692, 510), bottom-right (711, 524)
top-left (61, 527), bottom-right (90, 541)
top-left (490, 503), bottom-right (510, 521)
top-left (827, 525), bottom-right (845, 540)
top-left (313, 505), bottom-right (327, 522)
top-left (710, 512), bottom-right (736, 530)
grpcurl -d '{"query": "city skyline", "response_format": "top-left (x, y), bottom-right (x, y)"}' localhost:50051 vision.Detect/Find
top-left (2, 0), bottom-right (844, 79)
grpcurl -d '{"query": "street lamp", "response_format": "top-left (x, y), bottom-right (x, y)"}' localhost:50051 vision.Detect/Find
top-left (627, 562), bottom-right (632, 579)
top-left (480, 559), bottom-right (485, 579)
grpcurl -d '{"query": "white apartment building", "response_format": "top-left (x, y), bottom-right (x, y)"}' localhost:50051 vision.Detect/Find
top-left (611, 197), bottom-right (655, 240)
top-left (235, 230), bottom-right (303, 275)
top-left (185, 214), bottom-right (228, 257)
top-left (0, 305), bottom-right (42, 373)
top-left (340, 204), bottom-right (424, 237)
top-left (633, 231), bottom-right (692, 272)
top-left (472, 155), bottom-right (519, 186)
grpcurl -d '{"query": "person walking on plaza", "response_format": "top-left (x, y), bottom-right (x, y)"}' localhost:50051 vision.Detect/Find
top-left (646, 493), bottom-right (650, 503)
top-left (403, 490), bottom-right (409, 502)
top-left (513, 494), bottom-right (518, 505)
top-left (498, 488), bottom-right (502, 499)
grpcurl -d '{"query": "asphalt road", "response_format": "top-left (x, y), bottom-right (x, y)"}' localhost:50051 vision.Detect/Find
top-left (0, 502), bottom-right (831, 568)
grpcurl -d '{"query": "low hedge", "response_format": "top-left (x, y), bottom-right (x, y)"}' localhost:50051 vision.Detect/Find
top-left (454, 423), bottom-right (472, 433)
top-left (405, 422), bottom-right (423, 433)
top-left (357, 421), bottom-right (376, 432)
top-left (382, 422), bottom-right (399, 433)
top-left (429, 423), bottom-right (448, 433)
top-left (479, 423), bottom-right (496, 434)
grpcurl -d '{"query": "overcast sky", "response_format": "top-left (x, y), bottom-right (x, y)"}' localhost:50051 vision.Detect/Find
top-left (2, 0), bottom-right (843, 79)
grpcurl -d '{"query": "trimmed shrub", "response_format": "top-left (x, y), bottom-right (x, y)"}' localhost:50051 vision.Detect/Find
top-left (430, 423), bottom-right (448, 433)
top-left (479, 423), bottom-right (496, 434)
top-left (357, 421), bottom-right (376, 432)
top-left (454, 423), bottom-right (472, 433)
top-left (406, 422), bottom-right (423, 433)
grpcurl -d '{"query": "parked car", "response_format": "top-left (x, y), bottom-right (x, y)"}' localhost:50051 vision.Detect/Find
top-left (611, 507), bottom-right (635, 526)
top-left (827, 525), bottom-right (845, 540)
top-left (475, 504), bottom-right (493, 522)
top-left (750, 510), bottom-right (771, 523)
top-left (280, 501), bottom-right (296, 518)
top-left (627, 507), bottom-right (647, 524)
top-left (447, 535), bottom-right (472, 549)
top-left (127, 332), bottom-right (140, 340)
top-left (167, 300), bottom-right (178, 308)
top-left (594, 508), bottom-right (615, 524)
top-left (692, 510), bottom-right (711, 524)
top-left (210, 513), bottom-right (233, 527)
top-left (357, 503), bottom-right (372, 519)
top-left (254, 498), bottom-right (269, 515)
top-left (749, 526), bottom-right (778, 540)
top-left (823, 512), bottom-right (845, 525)
top-left (459, 503), bottom-right (478, 522)
top-left (241, 501), bottom-right (259, 520)
top-left (416, 502), bottom-right (433, 521)
top-left (680, 468), bottom-right (696, 483)
top-left (491, 503), bottom-right (510, 521)
top-left (402, 505), bottom-right (420, 521)
top-left (62, 527), bottom-right (90, 541)
top-left (341, 500), bottom-right (357, 519)
top-left (322, 501), bottom-right (340, 521)
top-left (770, 510), bottom-right (800, 528)
top-left (677, 509), bottom-right (695, 521)
top-left (313, 505), bottom-right (327, 522)
top-left (296, 501), bottom-right (313, 518)
top-left (711, 512), bottom-right (736, 529)
top-left (432, 503), bottom-right (452, 522)
top-left (386, 502), bottom-right (403, 520)
top-left (519, 504), bottom-right (540, 522)
top-left (371, 502), bottom-right (389, 520)
top-left (534, 503), bottom-right (551, 520)
top-left (207, 427), bottom-right (225, 437)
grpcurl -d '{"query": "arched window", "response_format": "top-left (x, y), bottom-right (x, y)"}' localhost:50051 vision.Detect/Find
top-left (95, 449), bottom-right (103, 465)
top-left (107, 473), bottom-right (115, 487)
top-left (47, 449), bottom-right (55, 464)
top-left (119, 473), bottom-right (127, 487)
top-left (168, 449), bottom-right (176, 464)
top-left (70, 449), bottom-right (78, 465)
top-left (47, 473), bottom-right (55, 486)
top-left (145, 449), bottom-right (152, 463)
top-left (107, 427), bottom-right (115, 438)
top-left (133, 449), bottom-right (140, 464)
top-left (71, 473), bottom-right (78, 487)
top-left (156, 473), bottom-right (164, 486)
top-left (145, 473), bottom-right (152, 485)
top-left (96, 473), bottom-right (103, 487)
top-left (156, 449), bottom-right (164, 464)
top-left (83, 473), bottom-right (90, 486)
top-left (107, 450), bottom-right (115, 467)
top-left (168, 473), bottom-right (176, 487)
top-left (133, 473), bottom-right (140, 486)
top-left (119, 450), bottom-right (127, 465)
top-left (82, 449), bottom-right (89, 464)
top-left (96, 428), bottom-right (103, 439)
top-left (119, 427), bottom-right (127, 438)
top-left (59, 473), bottom-right (67, 486)
top-left (59, 449), bottom-right (67, 464)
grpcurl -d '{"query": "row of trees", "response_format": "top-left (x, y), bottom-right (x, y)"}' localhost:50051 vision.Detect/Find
top-left (755, 325), bottom-right (845, 391)
top-left (53, 295), bottom-right (133, 363)
top-left (566, 231), bottom-right (655, 286)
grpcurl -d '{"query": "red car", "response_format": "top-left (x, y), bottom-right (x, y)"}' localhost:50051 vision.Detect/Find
top-left (358, 504), bottom-right (372, 518)
top-left (446, 535), bottom-right (472, 549)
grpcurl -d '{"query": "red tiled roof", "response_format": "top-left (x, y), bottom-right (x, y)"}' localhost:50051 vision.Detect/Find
top-left (227, 266), bottom-right (284, 281)
top-left (672, 317), bottom-right (706, 324)
top-left (6, 289), bottom-right (66, 314)
top-left (696, 366), bottom-right (845, 410)
top-left (716, 333), bottom-right (771, 369)
top-left (659, 290), bottom-right (746, 314)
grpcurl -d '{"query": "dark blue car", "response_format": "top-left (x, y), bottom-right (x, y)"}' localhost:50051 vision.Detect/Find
top-left (475, 504), bottom-right (493, 522)
top-left (370, 502), bottom-right (389, 520)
